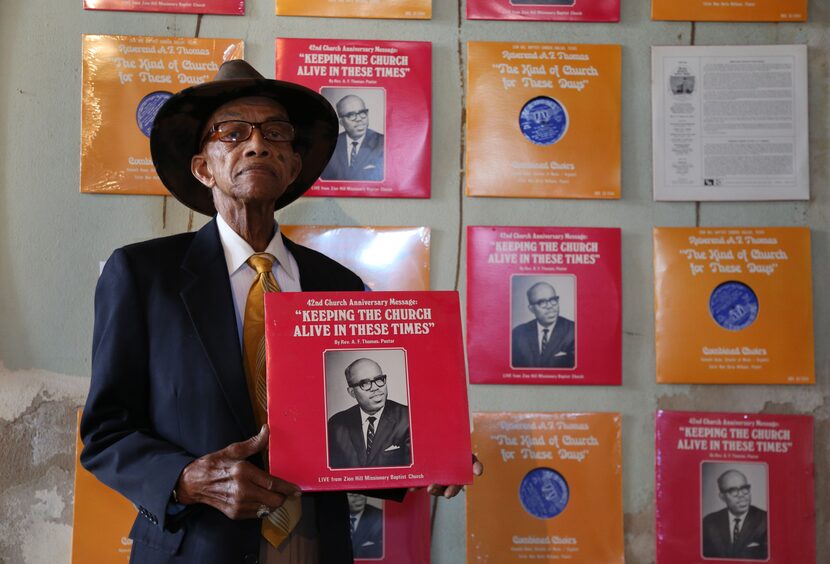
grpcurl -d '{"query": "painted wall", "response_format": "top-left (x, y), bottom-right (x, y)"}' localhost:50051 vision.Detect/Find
top-left (0, 0), bottom-right (826, 562)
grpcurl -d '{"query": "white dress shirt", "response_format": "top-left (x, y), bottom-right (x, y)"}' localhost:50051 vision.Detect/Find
top-left (537, 319), bottom-right (558, 353)
top-left (360, 407), bottom-right (385, 449)
top-left (346, 134), bottom-right (366, 166)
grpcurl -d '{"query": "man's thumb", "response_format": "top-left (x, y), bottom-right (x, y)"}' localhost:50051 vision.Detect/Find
top-left (235, 424), bottom-right (269, 458)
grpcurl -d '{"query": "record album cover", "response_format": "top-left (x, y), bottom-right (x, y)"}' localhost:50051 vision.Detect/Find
top-left (467, 0), bottom-right (619, 22)
top-left (466, 226), bottom-right (621, 385)
top-left (350, 489), bottom-right (431, 563)
top-left (654, 227), bottom-right (814, 384)
top-left (276, 39), bottom-right (431, 198)
top-left (275, 0), bottom-right (430, 19)
top-left (655, 410), bottom-right (815, 563)
top-left (83, 0), bottom-right (244, 15)
top-left (466, 42), bottom-right (621, 199)
top-left (266, 291), bottom-right (472, 490)
top-left (81, 35), bottom-right (244, 195)
top-left (652, 0), bottom-right (806, 21)
top-left (468, 412), bottom-right (623, 563)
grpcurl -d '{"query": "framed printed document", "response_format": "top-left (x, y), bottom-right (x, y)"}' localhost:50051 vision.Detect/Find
top-left (265, 291), bottom-right (472, 490)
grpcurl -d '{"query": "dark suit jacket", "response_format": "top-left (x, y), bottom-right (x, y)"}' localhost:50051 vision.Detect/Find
top-left (351, 505), bottom-right (383, 559)
top-left (321, 130), bottom-right (384, 182)
top-left (80, 218), bottom-right (366, 564)
top-left (327, 400), bottom-right (411, 469)
top-left (702, 506), bottom-right (768, 560)
top-left (511, 317), bottom-right (575, 368)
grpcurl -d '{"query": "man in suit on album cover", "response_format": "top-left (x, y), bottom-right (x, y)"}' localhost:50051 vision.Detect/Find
top-left (347, 493), bottom-right (383, 559)
top-left (328, 357), bottom-right (412, 469)
top-left (702, 469), bottom-right (768, 560)
top-left (511, 281), bottom-right (575, 369)
top-left (321, 94), bottom-right (384, 182)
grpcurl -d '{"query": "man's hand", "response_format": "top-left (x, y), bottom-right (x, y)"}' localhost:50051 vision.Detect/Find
top-left (427, 454), bottom-right (484, 499)
top-left (175, 425), bottom-right (300, 520)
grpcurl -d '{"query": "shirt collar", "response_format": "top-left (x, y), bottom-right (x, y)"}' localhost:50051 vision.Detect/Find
top-left (361, 406), bottom-right (384, 425)
top-left (216, 213), bottom-right (296, 282)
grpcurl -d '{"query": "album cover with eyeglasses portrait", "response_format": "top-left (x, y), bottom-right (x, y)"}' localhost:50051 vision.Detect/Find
top-left (656, 410), bottom-right (814, 563)
top-left (466, 0), bottom-right (619, 22)
top-left (264, 291), bottom-right (472, 491)
top-left (276, 38), bottom-right (431, 198)
top-left (466, 226), bottom-right (621, 385)
top-left (80, 35), bottom-right (244, 196)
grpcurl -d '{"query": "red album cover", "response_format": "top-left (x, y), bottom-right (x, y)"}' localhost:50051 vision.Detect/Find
top-left (466, 226), bottom-right (621, 385)
top-left (655, 410), bottom-right (815, 563)
top-left (83, 0), bottom-right (244, 15)
top-left (466, 0), bottom-right (619, 21)
top-left (276, 38), bottom-right (431, 198)
top-left (266, 291), bottom-right (472, 490)
top-left (350, 489), bottom-right (431, 563)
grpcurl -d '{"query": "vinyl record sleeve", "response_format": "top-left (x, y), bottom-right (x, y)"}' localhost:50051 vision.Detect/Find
top-left (266, 291), bottom-right (472, 491)
top-left (653, 227), bottom-right (814, 384)
top-left (81, 35), bottom-right (244, 195)
top-left (468, 412), bottom-right (624, 563)
top-left (350, 489), bottom-right (431, 563)
top-left (83, 0), bottom-right (244, 15)
top-left (466, 0), bottom-right (619, 22)
top-left (71, 410), bottom-right (136, 563)
top-left (466, 42), bottom-right (621, 199)
top-left (652, 0), bottom-right (805, 21)
top-left (275, 0), bottom-right (430, 19)
top-left (655, 410), bottom-right (815, 563)
top-left (466, 226), bottom-right (621, 385)
top-left (276, 39), bottom-right (431, 198)
top-left (281, 226), bottom-right (430, 291)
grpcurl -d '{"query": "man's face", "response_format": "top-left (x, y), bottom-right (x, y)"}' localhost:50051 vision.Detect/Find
top-left (347, 359), bottom-right (387, 415)
top-left (338, 96), bottom-right (369, 140)
top-left (527, 283), bottom-right (560, 327)
top-left (347, 493), bottom-right (367, 515)
top-left (191, 96), bottom-right (302, 210)
top-left (719, 471), bottom-right (751, 516)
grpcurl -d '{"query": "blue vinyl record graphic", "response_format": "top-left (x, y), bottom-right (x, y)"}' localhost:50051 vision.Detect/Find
top-left (519, 96), bottom-right (568, 146)
top-left (709, 281), bottom-right (759, 331)
top-left (136, 91), bottom-right (173, 138)
top-left (518, 467), bottom-right (570, 519)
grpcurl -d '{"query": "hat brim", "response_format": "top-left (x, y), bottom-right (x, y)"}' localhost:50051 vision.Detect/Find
top-left (150, 78), bottom-right (338, 216)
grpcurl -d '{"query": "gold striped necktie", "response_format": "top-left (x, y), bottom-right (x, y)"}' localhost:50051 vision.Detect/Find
top-left (243, 252), bottom-right (301, 547)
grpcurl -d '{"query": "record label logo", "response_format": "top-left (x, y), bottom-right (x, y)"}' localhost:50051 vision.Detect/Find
top-left (709, 281), bottom-right (759, 331)
top-left (519, 96), bottom-right (568, 145)
top-left (519, 467), bottom-right (570, 519)
top-left (136, 91), bottom-right (173, 138)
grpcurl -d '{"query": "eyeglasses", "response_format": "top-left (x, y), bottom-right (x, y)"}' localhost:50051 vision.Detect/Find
top-left (530, 296), bottom-right (560, 308)
top-left (349, 374), bottom-right (387, 391)
top-left (202, 120), bottom-right (295, 147)
top-left (721, 485), bottom-right (751, 497)
top-left (339, 109), bottom-right (369, 121)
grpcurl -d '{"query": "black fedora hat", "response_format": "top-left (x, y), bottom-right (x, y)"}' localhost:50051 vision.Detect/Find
top-left (150, 59), bottom-right (338, 216)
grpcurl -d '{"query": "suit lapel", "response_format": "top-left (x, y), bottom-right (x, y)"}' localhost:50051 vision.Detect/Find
top-left (180, 219), bottom-right (256, 438)
top-left (347, 406), bottom-right (367, 466)
top-left (541, 319), bottom-right (566, 362)
top-left (367, 404), bottom-right (395, 465)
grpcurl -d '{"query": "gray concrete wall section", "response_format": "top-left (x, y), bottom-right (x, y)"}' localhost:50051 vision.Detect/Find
top-left (0, 0), bottom-right (826, 562)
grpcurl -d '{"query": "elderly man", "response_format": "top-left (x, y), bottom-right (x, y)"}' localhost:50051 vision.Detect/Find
top-left (702, 470), bottom-right (768, 560)
top-left (80, 60), bottom-right (477, 564)
top-left (320, 94), bottom-right (384, 181)
top-left (511, 281), bottom-right (575, 369)
top-left (327, 358), bottom-right (411, 469)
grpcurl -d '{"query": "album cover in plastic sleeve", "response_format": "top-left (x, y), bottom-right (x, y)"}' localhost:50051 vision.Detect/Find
top-left (467, 0), bottom-right (619, 22)
top-left (276, 0), bottom-right (430, 19)
top-left (83, 0), bottom-right (244, 15)
top-left (276, 38), bottom-right (430, 198)
top-left (350, 489), bottom-right (431, 563)
top-left (81, 35), bottom-right (243, 195)
top-left (652, 0), bottom-right (805, 21)
top-left (466, 42), bottom-right (621, 199)
top-left (656, 410), bottom-right (815, 563)
top-left (654, 227), bottom-right (814, 384)
top-left (266, 291), bottom-right (472, 490)
top-left (468, 412), bottom-right (623, 563)
top-left (466, 226), bottom-right (621, 385)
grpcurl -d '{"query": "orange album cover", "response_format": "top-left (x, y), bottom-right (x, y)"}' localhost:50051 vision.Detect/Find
top-left (275, 0), bottom-right (430, 19)
top-left (466, 42), bottom-right (621, 199)
top-left (281, 226), bottom-right (430, 290)
top-left (652, 0), bottom-right (806, 22)
top-left (654, 227), bottom-right (814, 384)
top-left (468, 412), bottom-right (623, 563)
top-left (71, 410), bottom-right (136, 563)
top-left (81, 35), bottom-right (244, 195)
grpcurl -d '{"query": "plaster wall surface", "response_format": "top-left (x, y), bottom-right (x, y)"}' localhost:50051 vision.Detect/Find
top-left (0, 0), bottom-right (826, 562)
